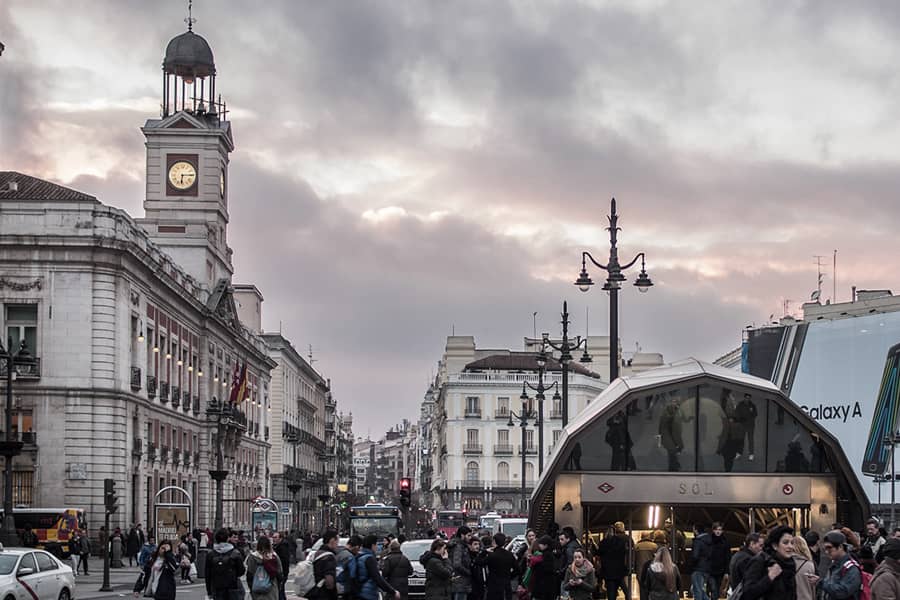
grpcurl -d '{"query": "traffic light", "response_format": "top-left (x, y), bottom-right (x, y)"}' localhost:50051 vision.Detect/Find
top-left (399, 477), bottom-right (411, 507)
top-left (104, 478), bottom-right (118, 514)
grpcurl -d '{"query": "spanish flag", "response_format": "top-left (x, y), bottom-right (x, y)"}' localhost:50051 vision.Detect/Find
top-left (229, 362), bottom-right (247, 405)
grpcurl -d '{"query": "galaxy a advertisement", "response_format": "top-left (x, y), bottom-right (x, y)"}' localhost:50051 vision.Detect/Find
top-left (743, 310), bottom-right (900, 503)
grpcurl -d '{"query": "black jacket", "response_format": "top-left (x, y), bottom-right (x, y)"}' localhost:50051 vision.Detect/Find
top-left (599, 534), bottom-right (629, 578)
top-left (730, 548), bottom-right (755, 587)
top-left (693, 533), bottom-right (730, 576)
top-left (741, 551), bottom-right (797, 600)
top-left (421, 551), bottom-right (453, 600)
top-left (274, 541), bottom-right (291, 582)
top-left (530, 553), bottom-right (559, 600)
top-left (485, 547), bottom-right (518, 598)
top-left (382, 549), bottom-right (413, 598)
top-left (135, 552), bottom-right (179, 600)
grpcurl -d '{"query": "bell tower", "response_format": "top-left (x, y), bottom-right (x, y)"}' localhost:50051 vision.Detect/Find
top-left (136, 10), bottom-right (234, 289)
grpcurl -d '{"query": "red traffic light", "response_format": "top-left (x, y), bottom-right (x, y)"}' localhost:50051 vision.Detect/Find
top-left (399, 477), bottom-right (411, 490)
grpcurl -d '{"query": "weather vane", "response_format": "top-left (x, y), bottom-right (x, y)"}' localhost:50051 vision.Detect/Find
top-left (185, 0), bottom-right (196, 32)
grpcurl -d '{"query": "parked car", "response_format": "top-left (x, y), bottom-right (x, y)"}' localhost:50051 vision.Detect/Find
top-left (0, 548), bottom-right (76, 600)
top-left (400, 539), bottom-right (431, 600)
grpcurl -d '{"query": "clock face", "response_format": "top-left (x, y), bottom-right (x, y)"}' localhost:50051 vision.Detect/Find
top-left (168, 161), bottom-right (197, 190)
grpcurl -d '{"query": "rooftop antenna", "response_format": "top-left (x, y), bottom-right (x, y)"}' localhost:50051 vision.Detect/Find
top-left (833, 249), bottom-right (837, 304)
top-left (533, 312), bottom-right (537, 340)
top-left (813, 255), bottom-right (826, 302)
top-left (308, 344), bottom-right (317, 365)
top-left (185, 0), bottom-right (196, 31)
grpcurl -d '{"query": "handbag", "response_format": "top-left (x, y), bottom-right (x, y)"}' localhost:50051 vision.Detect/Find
top-left (189, 562), bottom-right (198, 579)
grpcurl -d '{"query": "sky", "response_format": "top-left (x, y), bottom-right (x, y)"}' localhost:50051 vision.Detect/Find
top-left (3, 1), bottom-right (900, 436)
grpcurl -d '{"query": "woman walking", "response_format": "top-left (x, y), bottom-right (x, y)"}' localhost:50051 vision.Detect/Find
top-left (245, 536), bottom-right (283, 600)
top-left (791, 536), bottom-right (816, 600)
top-left (642, 547), bottom-right (681, 600)
top-left (134, 540), bottom-right (179, 600)
top-left (564, 549), bottom-right (598, 600)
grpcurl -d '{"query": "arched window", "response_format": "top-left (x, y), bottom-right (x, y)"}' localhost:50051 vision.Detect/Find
top-left (466, 461), bottom-right (480, 483)
top-left (497, 461), bottom-right (510, 483)
top-left (525, 462), bottom-right (534, 483)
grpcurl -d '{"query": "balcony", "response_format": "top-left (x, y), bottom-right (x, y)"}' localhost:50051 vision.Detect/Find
top-left (264, 426), bottom-right (269, 441)
top-left (160, 446), bottom-right (169, 463)
top-left (21, 431), bottom-right (36, 446)
top-left (0, 358), bottom-right (41, 380)
top-left (183, 391), bottom-right (190, 408)
top-left (172, 450), bottom-right (181, 465)
top-left (519, 445), bottom-right (537, 455)
top-left (147, 442), bottom-right (157, 460)
top-left (464, 408), bottom-right (482, 418)
top-left (192, 396), bottom-right (200, 415)
top-left (493, 444), bottom-right (514, 455)
top-left (494, 409), bottom-right (510, 419)
top-left (193, 451), bottom-right (200, 465)
top-left (132, 438), bottom-right (142, 456)
top-left (462, 444), bottom-right (482, 454)
top-left (130, 367), bottom-right (142, 391)
top-left (147, 376), bottom-right (157, 398)
top-left (159, 382), bottom-right (169, 403)
top-left (549, 409), bottom-right (563, 419)
top-left (171, 388), bottom-right (180, 408)
top-left (183, 450), bottom-right (191, 465)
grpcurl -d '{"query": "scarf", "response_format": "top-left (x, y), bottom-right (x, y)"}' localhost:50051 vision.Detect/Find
top-left (150, 557), bottom-right (164, 594)
top-left (571, 559), bottom-right (594, 579)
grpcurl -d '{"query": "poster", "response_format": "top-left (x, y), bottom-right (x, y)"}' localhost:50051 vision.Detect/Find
top-left (251, 511), bottom-right (278, 539)
top-left (155, 505), bottom-right (191, 542)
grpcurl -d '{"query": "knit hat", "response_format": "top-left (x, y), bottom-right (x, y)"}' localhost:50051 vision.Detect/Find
top-left (882, 537), bottom-right (900, 560)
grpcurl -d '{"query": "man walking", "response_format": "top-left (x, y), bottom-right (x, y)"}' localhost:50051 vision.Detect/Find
top-left (204, 528), bottom-right (246, 600)
top-left (729, 533), bottom-right (763, 589)
top-left (871, 538), bottom-right (900, 600)
top-left (808, 531), bottom-right (862, 600)
top-left (485, 532), bottom-right (518, 600)
top-left (692, 523), bottom-right (730, 600)
top-left (448, 526), bottom-right (474, 600)
top-left (68, 530), bottom-right (82, 576)
top-left (863, 519), bottom-right (886, 559)
top-left (273, 531), bottom-right (291, 600)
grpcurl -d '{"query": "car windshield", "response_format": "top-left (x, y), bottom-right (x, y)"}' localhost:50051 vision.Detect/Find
top-left (501, 521), bottom-right (527, 537)
top-left (401, 541), bottom-right (432, 561)
top-left (350, 518), bottom-right (399, 538)
top-left (0, 555), bottom-right (18, 575)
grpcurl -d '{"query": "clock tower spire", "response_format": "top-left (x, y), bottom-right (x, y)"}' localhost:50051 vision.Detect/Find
top-left (136, 10), bottom-right (234, 290)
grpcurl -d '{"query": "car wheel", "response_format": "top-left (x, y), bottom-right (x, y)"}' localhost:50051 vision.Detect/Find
top-left (58, 589), bottom-right (71, 600)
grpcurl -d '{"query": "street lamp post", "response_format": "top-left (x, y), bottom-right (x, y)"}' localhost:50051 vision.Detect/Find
top-left (574, 198), bottom-right (653, 382)
top-left (0, 339), bottom-right (34, 548)
top-left (542, 301), bottom-right (591, 427)
top-left (207, 398), bottom-right (246, 530)
top-left (287, 483), bottom-right (302, 531)
top-left (519, 346), bottom-right (560, 475)
top-left (884, 432), bottom-right (900, 526)
top-left (507, 398), bottom-right (536, 513)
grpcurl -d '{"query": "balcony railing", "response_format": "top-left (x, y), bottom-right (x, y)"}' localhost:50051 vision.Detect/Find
top-left (171, 388), bottom-right (180, 408)
top-left (519, 445), bottom-right (537, 455)
top-left (147, 442), bottom-right (157, 460)
top-left (159, 382), bottom-right (169, 403)
top-left (132, 438), bottom-right (142, 456)
top-left (192, 396), bottom-right (200, 415)
top-left (183, 393), bottom-right (192, 412)
top-left (160, 446), bottom-right (169, 463)
top-left (264, 426), bottom-right (269, 440)
top-left (183, 450), bottom-right (191, 465)
top-left (172, 450), bottom-right (181, 465)
top-left (493, 444), bottom-right (514, 455)
top-left (193, 451), bottom-right (200, 465)
top-left (462, 444), bottom-right (482, 454)
top-left (0, 358), bottom-right (41, 379)
top-left (130, 367), bottom-right (142, 391)
top-left (464, 408), bottom-right (482, 418)
top-left (494, 409), bottom-right (510, 419)
top-left (147, 376), bottom-right (157, 398)
top-left (549, 409), bottom-right (562, 419)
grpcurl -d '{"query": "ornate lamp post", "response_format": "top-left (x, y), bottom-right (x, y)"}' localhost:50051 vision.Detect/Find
top-left (506, 398), bottom-right (536, 513)
top-left (884, 431), bottom-right (900, 526)
top-left (541, 301), bottom-right (591, 427)
top-left (519, 346), bottom-right (560, 475)
top-left (575, 198), bottom-right (653, 382)
top-left (0, 339), bottom-right (35, 547)
top-left (206, 398), bottom-right (245, 529)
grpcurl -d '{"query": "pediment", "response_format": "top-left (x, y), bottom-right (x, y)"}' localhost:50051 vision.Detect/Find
top-left (158, 111), bottom-right (206, 130)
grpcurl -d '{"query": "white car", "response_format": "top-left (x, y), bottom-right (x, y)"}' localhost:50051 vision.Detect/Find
top-left (0, 548), bottom-right (75, 600)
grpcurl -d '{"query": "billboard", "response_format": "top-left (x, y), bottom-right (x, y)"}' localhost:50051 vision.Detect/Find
top-left (744, 309), bottom-right (900, 503)
top-left (155, 505), bottom-right (191, 541)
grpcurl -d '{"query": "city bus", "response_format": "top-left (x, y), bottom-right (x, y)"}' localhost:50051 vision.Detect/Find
top-left (0, 508), bottom-right (86, 553)
top-left (434, 510), bottom-right (465, 538)
top-left (478, 512), bottom-right (502, 532)
top-left (348, 504), bottom-right (402, 547)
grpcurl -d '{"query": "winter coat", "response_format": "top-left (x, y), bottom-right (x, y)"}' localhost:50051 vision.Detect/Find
top-left (742, 551), bottom-right (797, 600)
top-left (381, 548), bottom-right (413, 599)
top-left (448, 537), bottom-right (473, 593)
top-left (135, 552), bottom-right (179, 600)
top-left (693, 533), bottom-right (730, 576)
top-left (356, 548), bottom-right (396, 600)
top-left (529, 552), bottom-right (559, 600)
top-left (871, 557), bottom-right (900, 600)
top-left (598, 533), bottom-right (629, 578)
top-left (563, 562), bottom-right (598, 600)
top-left (730, 548), bottom-right (756, 588)
top-left (245, 551), bottom-right (283, 600)
top-left (636, 540), bottom-right (659, 580)
top-left (794, 556), bottom-right (816, 600)
top-left (485, 546), bottom-right (518, 598)
top-left (819, 553), bottom-right (863, 600)
top-left (642, 562), bottom-right (681, 600)
top-left (127, 529), bottom-right (142, 557)
top-left (273, 542), bottom-right (291, 582)
top-left (421, 551), bottom-right (453, 600)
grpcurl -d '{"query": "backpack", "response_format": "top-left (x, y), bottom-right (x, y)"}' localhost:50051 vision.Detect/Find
top-left (336, 552), bottom-right (358, 595)
top-left (841, 558), bottom-right (872, 600)
top-left (295, 551), bottom-right (333, 597)
top-left (208, 549), bottom-right (238, 591)
top-left (251, 564), bottom-right (272, 594)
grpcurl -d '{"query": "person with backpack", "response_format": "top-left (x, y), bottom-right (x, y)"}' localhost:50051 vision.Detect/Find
top-left (245, 536), bottom-right (283, 600)
top-left (334, 535), bottom-right (361, 600)
top-left (742, 525), bottom-right (798, 600)
top-left (204, 528), bottom-right (247, 600)
top-left (305, 530), bottom-right (339, 600)
top-left (381, 539), bottom-right (413, 599)
top-left (355, 535), bottom-right (400, 600)
top-left (809, 531), bottom-right (866, 600)
top-left (133, 540), bottom-right (179, 600)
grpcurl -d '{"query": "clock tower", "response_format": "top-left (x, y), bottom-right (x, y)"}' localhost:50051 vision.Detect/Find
top-left (137, 20), bottom-right (234, 289)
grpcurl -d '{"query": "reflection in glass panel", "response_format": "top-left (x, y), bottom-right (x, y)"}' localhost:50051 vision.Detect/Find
top-left (697, 384), bottom-right (767, 473)
top-left (627, 386), bottom-right (696, 472)
top-left (766, 398), bottom-right (830, 473)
